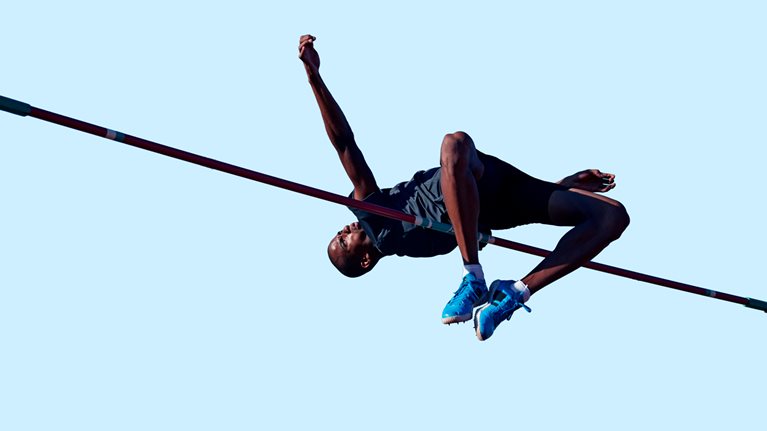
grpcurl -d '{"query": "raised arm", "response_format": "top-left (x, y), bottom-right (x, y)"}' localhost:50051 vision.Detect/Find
top-left (299, 34), bottom-right (378, 200)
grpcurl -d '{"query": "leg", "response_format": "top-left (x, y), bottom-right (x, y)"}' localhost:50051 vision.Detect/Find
top-left (440, 131), bottom-right (484, 264)
top-left (474, 187), bottom-right (629, 340)
top-left (521, 188), bottom-right (630, 294)
top-left (439, 132), bottom-right (488, 324)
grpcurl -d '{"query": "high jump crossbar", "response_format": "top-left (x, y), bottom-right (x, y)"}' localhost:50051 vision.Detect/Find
top-left (1, 95), bottom-right (765, 313)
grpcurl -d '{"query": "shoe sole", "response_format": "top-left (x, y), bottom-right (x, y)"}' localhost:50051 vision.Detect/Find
top-left (472, 280), bottom-right (499, 340)
top-left (473, 304), bottom-right (491, 341)
top-left (441, 313), bottom-right (472, 325)
top-left (442, 290), bottom-right (490, 325)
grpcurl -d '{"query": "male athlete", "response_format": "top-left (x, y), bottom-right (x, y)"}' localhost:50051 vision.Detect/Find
top-left (299, 35), bottom-right (630, 340)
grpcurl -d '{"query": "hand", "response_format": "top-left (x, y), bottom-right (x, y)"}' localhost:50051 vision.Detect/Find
top-left (298, 34), bottom-right (320, 73)
top-left (559, 169), bottom-right (616, 193)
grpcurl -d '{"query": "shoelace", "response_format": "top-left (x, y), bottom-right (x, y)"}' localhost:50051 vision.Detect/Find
top-left (496, 297), bottom-right (532, 323)
top-left (448, 281), bottom-right (480, 306)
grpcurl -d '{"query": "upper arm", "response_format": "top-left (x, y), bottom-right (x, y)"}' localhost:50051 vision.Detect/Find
top-left (336, 137), bottom-right (378, 200)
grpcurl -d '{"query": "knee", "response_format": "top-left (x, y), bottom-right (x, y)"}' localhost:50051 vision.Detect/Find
top-left (600, 202), bottom-right (630, 241)
top-left (440, 131), bottom-right (474, 169)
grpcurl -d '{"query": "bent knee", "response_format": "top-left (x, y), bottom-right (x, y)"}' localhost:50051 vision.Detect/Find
top-left (449, 131), bottom-right (473, 143)
top-left (440, 131), bottom-right (475, 168)
top-left (602, 202), bottom-right (630, 240)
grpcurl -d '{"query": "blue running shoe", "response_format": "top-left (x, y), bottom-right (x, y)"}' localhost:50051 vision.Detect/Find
top-left (473, 280), bottom-right (531, 341)
top-left (441, 273), bottom-right (488, 324)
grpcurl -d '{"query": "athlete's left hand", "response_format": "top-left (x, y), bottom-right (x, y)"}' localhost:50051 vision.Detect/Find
top-left (559, 169), bottom-right (616, 193)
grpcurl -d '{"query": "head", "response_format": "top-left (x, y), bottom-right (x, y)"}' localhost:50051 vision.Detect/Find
top-left (327, 221), bottom-right (380, 278)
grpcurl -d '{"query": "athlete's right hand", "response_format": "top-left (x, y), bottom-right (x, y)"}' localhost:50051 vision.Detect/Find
top-left (299, 34), bottom-right (320, 73)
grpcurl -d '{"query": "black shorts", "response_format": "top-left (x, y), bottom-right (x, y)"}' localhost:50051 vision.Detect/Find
top-left (476, 151), bottom-right (568, 229)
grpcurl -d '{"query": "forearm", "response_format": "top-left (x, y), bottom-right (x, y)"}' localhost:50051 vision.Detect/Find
top-left (306, 67), bottom-right (355, 151)
top-left (298, 34), bottom-right (378, 197)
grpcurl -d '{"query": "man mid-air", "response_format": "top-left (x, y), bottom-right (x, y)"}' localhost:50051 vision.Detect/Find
top-left (299, 35), bottom-right (629, 341)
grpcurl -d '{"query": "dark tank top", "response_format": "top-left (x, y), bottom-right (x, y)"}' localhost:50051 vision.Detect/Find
top-left (349, 167), bottom-right (461, 258)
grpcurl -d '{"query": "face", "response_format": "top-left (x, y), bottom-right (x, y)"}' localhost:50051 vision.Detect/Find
top-left (327, 221), bottom-right (372, 266)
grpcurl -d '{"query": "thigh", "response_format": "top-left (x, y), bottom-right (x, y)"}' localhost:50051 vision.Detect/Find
top-left (476, 153), bottom-right (569, 229)
top-left (547, 188), bottom-right (624, 227)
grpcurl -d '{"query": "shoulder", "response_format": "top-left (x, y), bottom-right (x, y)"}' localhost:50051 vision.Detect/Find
top-left (347, 188), bottom-right (393, 217)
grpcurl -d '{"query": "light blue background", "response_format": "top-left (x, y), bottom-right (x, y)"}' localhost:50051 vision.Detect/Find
top-left (1, 1), bottom-right (765, 430)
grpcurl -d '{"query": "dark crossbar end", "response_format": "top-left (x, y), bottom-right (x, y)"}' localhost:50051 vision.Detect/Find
top-left (0, 95), bottom-right (32, 117)
top-left (745, 297), bottom-right (767, 313)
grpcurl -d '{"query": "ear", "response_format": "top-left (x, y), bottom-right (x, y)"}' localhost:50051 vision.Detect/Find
top-left (360, 252), bottom-right (372, 269)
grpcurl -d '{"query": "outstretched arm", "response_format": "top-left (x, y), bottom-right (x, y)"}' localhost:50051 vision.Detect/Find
top-left (558, 169), bottom-right (616, 193)
top-left (299, 34), bottom-right (378, 200)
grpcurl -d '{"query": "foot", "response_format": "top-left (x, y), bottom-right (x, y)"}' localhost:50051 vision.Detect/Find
top-left (441, 273), bottom-right (488, 324)
top-left (473, 280), bottom-right (531, 341)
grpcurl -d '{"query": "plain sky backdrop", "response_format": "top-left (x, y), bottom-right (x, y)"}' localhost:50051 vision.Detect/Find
top-left (1, 1), bottom-right (765, 430)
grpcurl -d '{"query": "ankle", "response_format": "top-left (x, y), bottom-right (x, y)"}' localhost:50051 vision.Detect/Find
top-left (512, 280), bottom-right (531, 302)
top-left (462, 264), bottom-right (485, 282)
